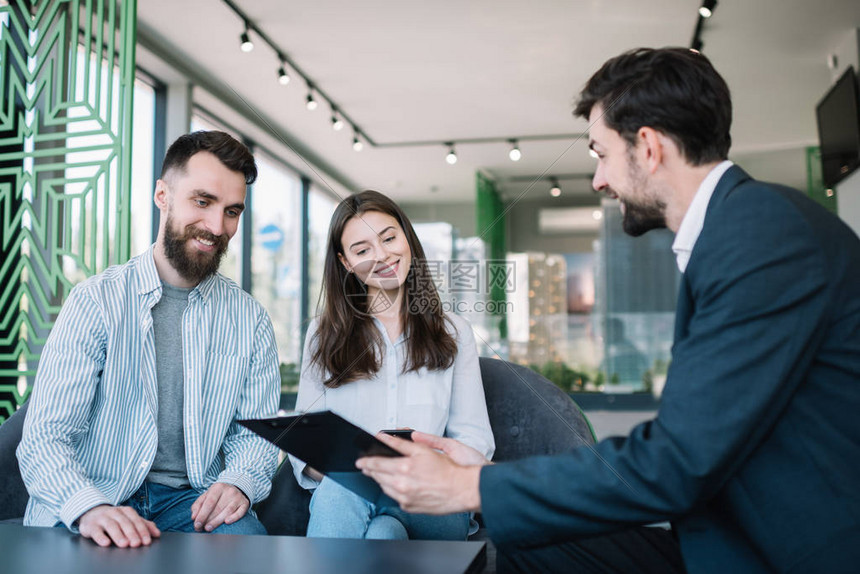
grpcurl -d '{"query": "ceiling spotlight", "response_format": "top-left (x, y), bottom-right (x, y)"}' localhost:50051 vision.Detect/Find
top-left (306, 92), bottom-right (318, 111)
top-left (239, 26), bottom-right (254, 52)
top-left (592, 209), bottom-right (604, 221)
top-left (277, 64), bottom-right (290, 85)
top-left (550, 177), bottom-right (561, 197)
top-left (699, 0), bottom-right (717, 18)
top-left (508, 140), bottom-right (521, 162)
top-left (331, 112), bottom-right (344, 131)
top-left (445, 143), bottom-right (458, 165)
top-left (352, 132), bottom-right (363, 152)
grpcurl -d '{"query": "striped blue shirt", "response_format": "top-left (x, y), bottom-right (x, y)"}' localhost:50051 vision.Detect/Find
top-left (17, 246), bottom-right (281, 528)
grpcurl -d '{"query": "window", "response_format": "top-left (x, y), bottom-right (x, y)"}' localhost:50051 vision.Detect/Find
top-left (251, 151), bottom-right (302, 363)
top-left (307, 185), bottom-right (338, 317)
top-left (596, 200), bottom-right (680, 392)
top-left (130, 78), bottom-right (156, 258)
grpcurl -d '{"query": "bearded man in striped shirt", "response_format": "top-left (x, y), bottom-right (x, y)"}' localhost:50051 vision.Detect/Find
top-left (17, 131), bottom-right (281, 548)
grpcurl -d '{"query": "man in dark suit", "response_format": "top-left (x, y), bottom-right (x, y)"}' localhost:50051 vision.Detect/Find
top-left (358, 48), bottom-right (860, 573)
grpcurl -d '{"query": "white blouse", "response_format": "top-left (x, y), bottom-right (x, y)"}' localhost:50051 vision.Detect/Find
top-left (289, 312), bottom-right (495, 490)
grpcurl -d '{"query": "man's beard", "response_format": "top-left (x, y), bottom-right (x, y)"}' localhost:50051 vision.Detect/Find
top-left (618, 153), bottom-right (667, 237)
top-left (163, 214), bottom-right (229, 284)
top-left (620, 196), bottom-right (667, 237)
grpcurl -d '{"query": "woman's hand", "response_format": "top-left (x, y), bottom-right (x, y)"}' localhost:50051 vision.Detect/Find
top-left (410, 431), bottom-right (492, 467)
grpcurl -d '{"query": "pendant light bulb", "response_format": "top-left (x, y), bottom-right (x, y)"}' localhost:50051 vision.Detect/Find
top-left (445, 143), bottom-right (458, 165)
top-left (277, 65), bottom-right (290, 85)
top-left (509, 140), bottom-right (521, 162)
top-left (306, 93), bottom-right (318, 111)
top-left (240, 28), bottom-right (254, 52)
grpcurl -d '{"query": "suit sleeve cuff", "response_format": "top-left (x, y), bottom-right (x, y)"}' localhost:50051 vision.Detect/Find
top-left (478, 463), bottom-right (518, 547)
top-left (59, 487), bottom-right (111, 532)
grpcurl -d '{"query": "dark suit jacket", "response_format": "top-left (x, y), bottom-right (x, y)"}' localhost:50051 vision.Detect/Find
top-left (480, 166), bottom-right (860, 573)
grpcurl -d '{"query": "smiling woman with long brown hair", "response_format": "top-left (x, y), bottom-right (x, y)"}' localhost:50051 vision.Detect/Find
top-left (289, 190), bottom-right (495, 540)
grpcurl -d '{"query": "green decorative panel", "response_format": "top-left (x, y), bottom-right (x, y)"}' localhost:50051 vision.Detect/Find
top-left (0, 0), bottom-right (137, 422)
top-left (476, 171), bottom-right (507, 339)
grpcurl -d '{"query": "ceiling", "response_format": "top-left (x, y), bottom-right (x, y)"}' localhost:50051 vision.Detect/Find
top-left (136, 1), bottom-right (860, 204)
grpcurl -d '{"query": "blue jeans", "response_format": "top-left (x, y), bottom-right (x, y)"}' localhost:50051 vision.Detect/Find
top-left (118, 482), bottom-right (265, 535)
top-left (306, 477), bottom-right (469, 540)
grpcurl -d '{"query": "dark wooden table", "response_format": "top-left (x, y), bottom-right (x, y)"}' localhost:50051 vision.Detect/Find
top-left (0, 523), bottom-right (486, 574)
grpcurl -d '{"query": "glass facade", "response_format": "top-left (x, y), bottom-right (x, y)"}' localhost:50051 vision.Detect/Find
top-left (130, 79), bottom-right (155, 258)
top-left (596, 199), bottom-right (680, 392)
top-left (251, 151), bottom-right (302, 364)
top-left (307, 185), bottom-right (338, 318)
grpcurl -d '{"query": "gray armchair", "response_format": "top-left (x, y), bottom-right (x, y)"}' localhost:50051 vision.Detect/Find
top-left (477, 357), bottom-right (595, 461)
top-left (0, 401), bottom-right (29, 522)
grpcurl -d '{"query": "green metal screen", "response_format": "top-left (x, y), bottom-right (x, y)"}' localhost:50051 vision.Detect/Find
top-left (476, 171), bottom-right (507, 340)
top-left (0, 0), bottom-right (137, 422)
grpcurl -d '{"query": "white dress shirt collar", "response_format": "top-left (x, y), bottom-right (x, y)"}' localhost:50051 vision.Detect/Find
top-left (672, 160), bottom-right (734, 273)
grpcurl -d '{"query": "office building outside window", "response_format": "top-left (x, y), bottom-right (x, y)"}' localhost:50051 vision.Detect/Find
top-left (596, 200), bottom-right (680, 393)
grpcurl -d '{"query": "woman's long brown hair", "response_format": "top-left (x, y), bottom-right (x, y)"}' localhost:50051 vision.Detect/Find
top-left (310, 190), bottom-right (457, 388)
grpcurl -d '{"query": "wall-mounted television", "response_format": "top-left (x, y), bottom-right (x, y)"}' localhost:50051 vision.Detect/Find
top-left (816, 67), bottom-right (860, 188)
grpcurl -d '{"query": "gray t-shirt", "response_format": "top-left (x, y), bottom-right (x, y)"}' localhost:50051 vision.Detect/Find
top-left (146, 281), bottom-right (192, 489)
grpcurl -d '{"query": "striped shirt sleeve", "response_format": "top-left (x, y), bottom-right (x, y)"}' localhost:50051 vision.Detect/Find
top-left (216, 305), bottom-right (281, 503)
top-left (16, 283), bottom-right (112, 527)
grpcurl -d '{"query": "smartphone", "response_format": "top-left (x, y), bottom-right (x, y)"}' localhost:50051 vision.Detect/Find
top-left (381, 429), bottom-right (414, 441)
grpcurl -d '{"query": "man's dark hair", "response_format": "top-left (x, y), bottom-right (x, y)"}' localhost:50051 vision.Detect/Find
top-left (160, 130), bottom-right (257, 184)
top-left (574, 47), bottom-right (732, 165)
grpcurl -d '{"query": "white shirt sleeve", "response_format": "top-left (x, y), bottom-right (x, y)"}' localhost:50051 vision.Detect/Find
top-left (289, 318), bottom-right (326, 490)
top-left (443, 315), bottom-right (496, 460)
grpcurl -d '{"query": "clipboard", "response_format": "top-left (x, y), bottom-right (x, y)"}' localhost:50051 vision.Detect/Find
top-left (238, 410), bottom-right (402, 504)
